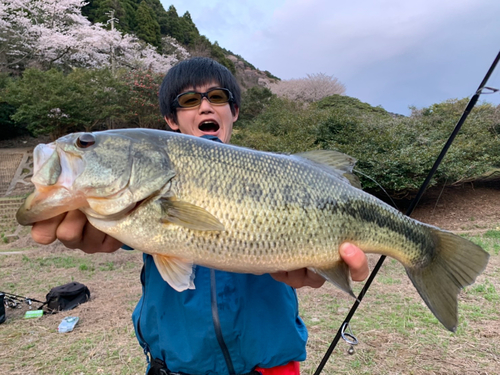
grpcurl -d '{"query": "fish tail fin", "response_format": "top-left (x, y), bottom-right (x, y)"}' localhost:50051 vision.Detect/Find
top-left (405, 228), bottom-right (489, 332)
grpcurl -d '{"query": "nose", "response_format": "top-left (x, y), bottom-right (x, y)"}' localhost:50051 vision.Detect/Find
top-left (198, 97), bottom-right (214, 113)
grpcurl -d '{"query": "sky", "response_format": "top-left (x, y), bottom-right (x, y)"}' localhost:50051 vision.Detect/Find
top-left (160, 0), bottom-right (500, 115)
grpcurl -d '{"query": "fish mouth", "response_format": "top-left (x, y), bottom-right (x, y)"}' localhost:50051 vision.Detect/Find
top-left (17, 181), bottom-right (140, 225)
top-left (16, 142), bottom-right (86, 225)
top-left (198, 120), bottom-right (220, 135)
top-left (16, 188), bottom-right (88, 225)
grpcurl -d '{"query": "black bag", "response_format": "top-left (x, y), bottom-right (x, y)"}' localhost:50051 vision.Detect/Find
top-left (0, 293), bottom-right (5, 324)
top-left (44, 282), bottom-right (90, 313)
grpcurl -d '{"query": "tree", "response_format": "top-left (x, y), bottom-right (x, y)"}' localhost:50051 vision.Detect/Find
top-left (0, 0), bottom-right (183, 74)
top-left (135, 1), bottom-right (161, 48)
top-left (143, 0), bottom-right (169, 36)
top-left (123, 69), bottom-right (164, 128)
top-left (0, 72), bottom-right (21, 139)
top-left (269, 73), bottom-right (346, 103)
top-left (4, 68), bottom-right (127, 138)
top-left (178, 11), bottom-right (200, 45)
top-left (83, 0), bottom-right (138, 33)
top-left (161, 35), bottom-right (190, 61)
top-left (163, 5), bottom-right (181, 41)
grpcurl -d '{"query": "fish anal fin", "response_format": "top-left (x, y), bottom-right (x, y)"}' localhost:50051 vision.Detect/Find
top-left (312, 261), bottom-right (354, 297)
top-left (159, 198), bottom-right (225, 231)
top-left (152, 254), bottom-right (195, 292)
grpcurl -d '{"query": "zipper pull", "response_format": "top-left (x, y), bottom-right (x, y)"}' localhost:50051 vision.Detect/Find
top-left (143, 345), bottom-right (151, 364)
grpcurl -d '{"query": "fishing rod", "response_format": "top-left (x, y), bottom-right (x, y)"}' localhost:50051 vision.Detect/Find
top-left (0, 291), bottom-right (45, 308)
top-left (314, 49), bottom-right (500, 375)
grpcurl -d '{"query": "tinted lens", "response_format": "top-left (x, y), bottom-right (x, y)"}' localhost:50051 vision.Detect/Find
top-left (206, 89), bottom-right (230, 104)
top-left (175, 88), bottom-right (232, 108)
top-left (177, 92), bottom-right (202, 108)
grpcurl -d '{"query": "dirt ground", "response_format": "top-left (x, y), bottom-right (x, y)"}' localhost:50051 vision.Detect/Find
top-left (1, 184), bottom-right (498, 375)
top-left (0, 134), bottom-right (52, 149)
top-left (404, 182), bottom-right (500, 232)
top-left (0, 135), bottom-right (499, 374)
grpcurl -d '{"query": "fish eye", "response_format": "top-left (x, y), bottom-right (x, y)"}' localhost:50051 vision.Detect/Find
top-left (76, 133), bottom-right (96, 149)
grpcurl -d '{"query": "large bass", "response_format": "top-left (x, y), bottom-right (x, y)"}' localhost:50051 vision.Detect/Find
top-left (17, 129), bottom-right (489, 332)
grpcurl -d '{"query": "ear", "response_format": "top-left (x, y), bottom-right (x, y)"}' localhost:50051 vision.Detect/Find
top-left (232, 104), bottom-right (239, 122)
top-left (165, 116), bottom-right (179, 131)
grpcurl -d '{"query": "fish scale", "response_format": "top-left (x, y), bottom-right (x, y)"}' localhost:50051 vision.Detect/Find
top-left (115, 136), bottom-right (445, 273)
top-left (16, 128), bottom-right (489, 331)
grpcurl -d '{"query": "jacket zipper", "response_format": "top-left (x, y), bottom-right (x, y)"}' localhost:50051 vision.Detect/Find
top-left (210, 268), bottom-right (236, 375)
top-left (138, 260), bottom-right (237, 373)
top-left (137, 263), bottom-right (150, 364)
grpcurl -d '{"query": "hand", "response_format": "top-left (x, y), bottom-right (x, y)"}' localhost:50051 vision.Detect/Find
top-left (270, 268), bottom-right (326, 289)
top-left (270, 243), bottom-right (369, 288)
top-left (31, 210), bottom-right (122, 254)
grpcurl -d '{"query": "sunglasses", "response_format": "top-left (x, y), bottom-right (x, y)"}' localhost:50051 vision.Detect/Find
top-left (173, 88), bottom-right (234, 108)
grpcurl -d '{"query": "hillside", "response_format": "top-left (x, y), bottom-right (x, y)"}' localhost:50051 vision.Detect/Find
top-left (82, 1), bottom-right (277, 89)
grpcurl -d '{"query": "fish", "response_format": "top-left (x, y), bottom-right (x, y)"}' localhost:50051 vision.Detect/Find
top-left (16, 128), bottom-right (489, 332)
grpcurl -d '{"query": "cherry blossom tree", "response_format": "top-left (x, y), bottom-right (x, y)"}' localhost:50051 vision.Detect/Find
top-left (268, 73), bottom-right (346, 103)
top-left (0, 0), bottom-right (188, 73)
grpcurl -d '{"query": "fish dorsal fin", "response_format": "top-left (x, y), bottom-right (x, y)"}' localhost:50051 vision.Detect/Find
top-left (292, 150), bottom-right (361, 189)
top-left (159, 198), bottom-right (225, 231)
top-left (152, 254), bottom-right (195, 291)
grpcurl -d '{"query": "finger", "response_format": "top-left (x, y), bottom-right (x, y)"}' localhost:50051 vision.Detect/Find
top-left (271, 269), bottom-right (325, 288)
top-left (31, 213), bottom-right (67, 245)
top-left (99, 233), bottom-right (123, 253)
top-left (302, 269), bottom-right (326, 288)
top-left (55, 210), bottom-right (88, 248)
top-left (55, 210), bottom-right (121, 253)
top-left (270, 271), bottom-right (290, 284)
top-left (81, 222), bottom-right (122, 253)
top-left (340, 243), bottom-right (369, 281)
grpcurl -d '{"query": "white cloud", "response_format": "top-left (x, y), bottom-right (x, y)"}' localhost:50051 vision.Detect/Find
top-left (162, 0), bottom-right (500, 114)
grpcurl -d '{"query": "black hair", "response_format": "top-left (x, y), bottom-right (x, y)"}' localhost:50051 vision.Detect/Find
top-left (159, 57), bottom-right (241, 124)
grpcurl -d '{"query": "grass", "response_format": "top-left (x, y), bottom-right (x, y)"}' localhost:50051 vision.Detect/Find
top-left (484, 229), bottom-right (500, 239)
top-left (0, 229), bottom-right (499, 375)
top-left (298, 231), bottom-right (500, 375)
top-left (0, 245), bottom-right (145, 375)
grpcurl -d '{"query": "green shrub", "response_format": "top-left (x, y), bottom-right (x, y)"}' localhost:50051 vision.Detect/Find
top-left (234, 95), bottom-right (499, 196)
top-left (233, 96), bottom-right (327, 153)
top-left (236, 86), bottom-right (275, 128)
top-left (4, 68), bottom-right (127, 138)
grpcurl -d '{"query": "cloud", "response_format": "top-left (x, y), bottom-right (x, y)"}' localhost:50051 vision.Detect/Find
top-left (162, 0), bottom-right (500, 114)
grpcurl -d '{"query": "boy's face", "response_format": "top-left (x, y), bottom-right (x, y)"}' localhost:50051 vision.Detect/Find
top-left (165, 82), bottom-right (239, 144)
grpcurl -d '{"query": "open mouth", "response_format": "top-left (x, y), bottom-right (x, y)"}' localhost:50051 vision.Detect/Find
top-left (198, 121), bottom-right (220, 134)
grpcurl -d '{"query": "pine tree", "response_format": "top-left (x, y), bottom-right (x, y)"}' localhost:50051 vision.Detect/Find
top-left (178, 11), bottom-right (200, 45)
top-left (135, 1), bottom-right (161, 48)
top-left (163, 5), bottom-right (182, 41)
top-left (82, 0), bottom-right (138, 34)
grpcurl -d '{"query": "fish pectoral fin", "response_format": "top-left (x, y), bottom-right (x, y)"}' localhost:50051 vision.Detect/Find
top-left (152, 254), bottom-right (196, 292)
top-left (312, 261), bottom-right (355, 297)
top-left (159, 198), bottom-right (225, 231)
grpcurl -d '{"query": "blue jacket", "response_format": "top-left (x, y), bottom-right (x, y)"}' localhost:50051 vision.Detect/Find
top-left (132, 253), bottom-right (308, 375)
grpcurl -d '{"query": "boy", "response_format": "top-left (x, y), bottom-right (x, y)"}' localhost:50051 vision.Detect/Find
top-left (31, 57), bottom-right (368, 375)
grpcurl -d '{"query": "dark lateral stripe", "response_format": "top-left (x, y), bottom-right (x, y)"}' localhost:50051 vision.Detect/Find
top-left (345, 197), bottom-right (434, 255)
